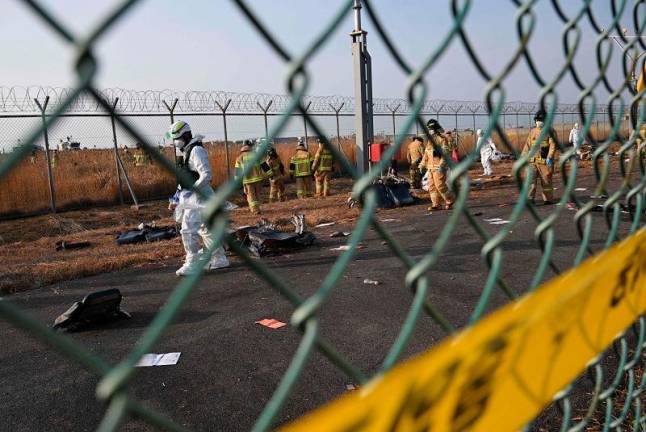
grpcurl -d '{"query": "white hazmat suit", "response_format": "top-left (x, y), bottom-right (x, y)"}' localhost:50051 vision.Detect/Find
top-left (174, 135), bottom-right (229, 276)
top-left (569, 123), bottom-right (583, 156)
top-left (476, 129), bottom-right (497, 176)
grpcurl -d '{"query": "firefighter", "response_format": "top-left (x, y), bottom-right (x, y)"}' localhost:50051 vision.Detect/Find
top-left (289, 137), bottom-right (314, 199)
top-left (235, 139), bottom-right (270, 214)
top-left (312, 138), bottom-right (334, 197)
top-left (266, 146), bottom-right (286, 202)
top-left (420, 119), bottom-right (454, 210)
top-left (133, 142), bottom-right (150, 166)
top-left (521, 110), bottom-right (557, 205)
top-left (407, 136), bottom-right (424, 188)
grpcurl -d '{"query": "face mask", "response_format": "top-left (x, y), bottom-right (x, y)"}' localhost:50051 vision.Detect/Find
top-left (429, 129), bottom-right (435, 136)
top-left (535, 121), bottom-right (544, 129)
top-left (174, 138), bottom-right (186, 150)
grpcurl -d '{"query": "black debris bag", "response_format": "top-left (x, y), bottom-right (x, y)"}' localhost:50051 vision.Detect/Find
top-left (354, 175), bottom-right (415, 209)
top-left (231, 214), bottom-right (316, 257)
top-left (53, 288), bottom-right (131, 332)
top-left (116, 225), bottom-right (177, 245)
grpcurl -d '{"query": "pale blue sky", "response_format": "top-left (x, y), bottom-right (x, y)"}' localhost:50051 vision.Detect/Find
top-left (3, 1), bottom-right (633, 103)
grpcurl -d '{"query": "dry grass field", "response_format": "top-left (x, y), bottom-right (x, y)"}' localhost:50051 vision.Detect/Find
top-left (0, 123), bottom-right (617, 218)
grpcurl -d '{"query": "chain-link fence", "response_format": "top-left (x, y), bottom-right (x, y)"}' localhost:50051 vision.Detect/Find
top-left (1, 0), bottom-right (646, 431)
top-left (0, 90), bottom-right (621, 217)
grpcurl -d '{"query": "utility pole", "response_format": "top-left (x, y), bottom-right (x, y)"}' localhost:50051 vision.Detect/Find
top-left (351, 0), bottom-right (373, 173)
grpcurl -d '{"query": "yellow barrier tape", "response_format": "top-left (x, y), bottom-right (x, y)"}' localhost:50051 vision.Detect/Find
top-left (283, 228), bottom-right (646, 432)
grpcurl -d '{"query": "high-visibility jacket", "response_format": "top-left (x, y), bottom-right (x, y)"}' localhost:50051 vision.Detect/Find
top-left (289, 146), bottom-right (313, 177)
top-left (407, 140), bottom-right (424, 165)
top-left (522, 127), bottom-right (556, 164)
top-left (234, 146), bottom-right (266, 184)
top-left (420, 133), bottom-right (450, 171)
top-left (267, 155), bottom-right (286, 181)
top-left (312, 146), bottom-right (333, 172)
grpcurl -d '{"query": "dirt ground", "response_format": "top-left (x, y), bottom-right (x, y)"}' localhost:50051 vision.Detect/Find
top-left (0, 158), bottom-right (618, 294)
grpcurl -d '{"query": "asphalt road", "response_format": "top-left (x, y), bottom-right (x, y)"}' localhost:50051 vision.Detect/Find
top-left (0, 173), bottom-right (640, 431)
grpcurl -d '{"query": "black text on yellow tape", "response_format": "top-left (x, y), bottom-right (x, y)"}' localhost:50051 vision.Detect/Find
top-left (283, 228), bottom-right (646, 432)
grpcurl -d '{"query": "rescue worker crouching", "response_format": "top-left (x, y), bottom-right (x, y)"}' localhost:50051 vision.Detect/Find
top-left (407, 136), bottom-right (424, 189)
top-left (420, 119), bottom-right (454, 211)
top-left (235, 139), bottom-right (272, 214)
top-left (312, 138), bottom-right (334, 198)
top-left (266, 145), bottom-right (286, 202)
top-left (289, 137), bottom-right (314, 199)
top-left (521, 110), bottom-right (557, 205)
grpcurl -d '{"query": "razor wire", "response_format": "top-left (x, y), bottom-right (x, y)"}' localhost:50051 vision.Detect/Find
top-left (0, 85), bottom-right (606, 115)
top-left (0, 1), bottom-right (645, 432)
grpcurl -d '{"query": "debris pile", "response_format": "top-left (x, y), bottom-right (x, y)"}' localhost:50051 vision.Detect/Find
top-left (231, 214), bottom-right (316, 257)
top-left (347, 174), bottom-right (415, 209)
top-left (116, 224), bottom-right (177, 245)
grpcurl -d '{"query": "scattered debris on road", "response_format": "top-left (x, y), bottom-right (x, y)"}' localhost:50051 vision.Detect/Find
top-left (484, 218), bottom-right (510, 225)
top-left (331, 243), bottom-right (365, 252)
top-left (255, 318), bottom-right (287, 329)
top-left (52, 288), bottom-right (131, 332)
top-left (136, 352), bottom-right (182, 367)
top-left (231, 214), bottom-right (316, 257)
top-left (329, 231), bottom-right (350, 238)
top-left (363, 279), bottom-right (380, 285)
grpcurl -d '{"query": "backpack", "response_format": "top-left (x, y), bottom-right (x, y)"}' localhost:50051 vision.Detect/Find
top-left (53, 288), bottom-right (131, 332)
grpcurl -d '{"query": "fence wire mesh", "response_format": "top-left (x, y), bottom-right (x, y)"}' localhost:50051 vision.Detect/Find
top-left (1, 0), bottom-right (646, 431)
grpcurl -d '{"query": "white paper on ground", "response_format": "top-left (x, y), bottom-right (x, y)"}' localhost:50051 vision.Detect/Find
top-left (136, 352), bottom-right (182, 367)
top-left (490, 220), bottom-right (510, 225)
top-left (483, 218), bottom-right (503, 222)
top-left (574, 187), bottom-right (587, 192)
top-left (315, 222), bottom-right (336, 228)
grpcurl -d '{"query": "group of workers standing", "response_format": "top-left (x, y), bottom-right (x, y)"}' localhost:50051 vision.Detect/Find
top-left (234, 136), bottom-right (335, 214)
top-left (165, 111), bottom-right (570, 276)
top-left (406, 110), bottom-right (564, 210)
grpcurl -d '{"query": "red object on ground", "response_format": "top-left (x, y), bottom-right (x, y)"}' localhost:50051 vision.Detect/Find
top-left (255, 318), bottom-right (287, 329)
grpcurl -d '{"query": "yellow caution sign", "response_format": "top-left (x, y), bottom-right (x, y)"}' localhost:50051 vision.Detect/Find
top-left (283, 228), bottom-right (646, 432)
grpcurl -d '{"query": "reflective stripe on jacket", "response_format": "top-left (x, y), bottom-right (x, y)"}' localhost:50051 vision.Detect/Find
top-left (313, 147), bottom-right (333, 172)
top-left (290, 147), bottom-right (313, 177)
top-left (407, 141), bottom-right (424, 164)
top-left (234, 147), bottom-right (264, 184)
top-left (522, 127), bottom-right (556, 164)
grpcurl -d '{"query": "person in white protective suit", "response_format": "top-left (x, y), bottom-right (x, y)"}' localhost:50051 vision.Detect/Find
top-left (476, 129), bottom-right (497, 176)
top-left (568, 122), bottom-right (583, 157)
top-left (167, 120), bottom-right (230, 276)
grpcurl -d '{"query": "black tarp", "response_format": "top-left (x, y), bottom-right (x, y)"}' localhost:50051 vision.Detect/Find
top-left (231, 215), bottom-right (316, 257)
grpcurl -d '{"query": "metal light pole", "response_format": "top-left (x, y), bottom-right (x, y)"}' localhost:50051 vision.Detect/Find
top-left (351, 0), bottom-right (373, 173)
